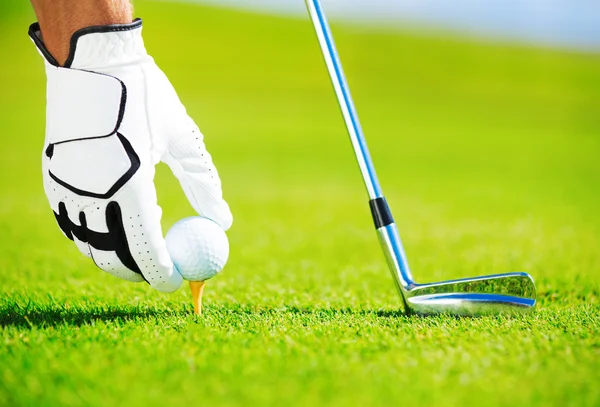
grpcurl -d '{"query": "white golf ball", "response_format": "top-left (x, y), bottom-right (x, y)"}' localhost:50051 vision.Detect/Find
top-left (165, 217), bottom-right (229, 282)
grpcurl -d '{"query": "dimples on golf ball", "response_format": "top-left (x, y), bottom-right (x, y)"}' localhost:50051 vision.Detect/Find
top-left (165, 217), bottom-right (229, 281)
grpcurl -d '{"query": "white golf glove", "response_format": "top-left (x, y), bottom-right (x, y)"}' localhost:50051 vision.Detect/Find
top-left (29, 19), bottom-right (233, 292)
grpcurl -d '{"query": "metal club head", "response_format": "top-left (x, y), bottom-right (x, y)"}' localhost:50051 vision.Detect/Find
top-left (404, 273), bottom-right (536, 316)
top-left (378, 221), bottom-right (537, 316)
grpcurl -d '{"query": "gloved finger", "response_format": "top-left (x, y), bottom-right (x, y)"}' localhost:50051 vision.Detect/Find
top-left (162, 121), bottom-right (233, 231)
top-left (101, 167), bottom-right (183, 293)
top-left (51, 201), bottom-right (92, 259)
top-left (78, 203), bottom-right (145, 283)
top-left (72, 210), bottom-right (93, 259)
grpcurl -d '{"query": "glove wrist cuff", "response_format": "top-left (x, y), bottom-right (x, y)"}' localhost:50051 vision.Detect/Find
top-left (29, 18), bottom-right (148, 70)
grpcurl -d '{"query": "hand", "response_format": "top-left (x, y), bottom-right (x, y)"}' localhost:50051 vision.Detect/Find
top-left (29, 19), bottom-right (233, 292)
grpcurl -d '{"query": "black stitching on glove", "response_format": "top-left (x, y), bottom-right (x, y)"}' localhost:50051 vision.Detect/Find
top-left (47, 133), bottom-right (141, 199)
top-left (53, 201), bottom-right (144, 280)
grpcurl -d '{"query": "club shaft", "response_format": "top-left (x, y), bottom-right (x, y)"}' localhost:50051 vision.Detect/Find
top-left (304, 0), bottom-right (382, 200)
top-left (305, 0), bottom-right (415, 292)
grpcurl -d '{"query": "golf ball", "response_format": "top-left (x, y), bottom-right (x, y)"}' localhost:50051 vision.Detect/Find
top-left (165, 217), bottom-right (229, 281)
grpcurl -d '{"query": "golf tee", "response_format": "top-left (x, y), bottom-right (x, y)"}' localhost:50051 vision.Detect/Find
top-left (189, 281), bottom-right (205, 315)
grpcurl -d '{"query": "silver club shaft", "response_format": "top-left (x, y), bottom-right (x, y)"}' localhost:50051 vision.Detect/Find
top-left (304, 0), bottom-right (415, 293)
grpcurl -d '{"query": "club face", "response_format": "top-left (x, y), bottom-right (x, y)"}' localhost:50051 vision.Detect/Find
top-left (403, 272), bottom-right (537, 316)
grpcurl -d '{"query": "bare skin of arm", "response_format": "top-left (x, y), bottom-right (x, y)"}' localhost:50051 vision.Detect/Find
top-left (30, 0), bottom-right (133, 66)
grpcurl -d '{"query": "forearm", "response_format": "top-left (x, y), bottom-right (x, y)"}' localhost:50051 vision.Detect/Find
top-left (30, 0), bottom-right (133, 66)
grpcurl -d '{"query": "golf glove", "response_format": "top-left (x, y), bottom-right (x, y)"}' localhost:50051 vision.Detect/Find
top-left (29, 19), bottom-right (233, 292)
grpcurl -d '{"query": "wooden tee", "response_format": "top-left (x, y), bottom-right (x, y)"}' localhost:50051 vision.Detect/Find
top-left (189, 281), bottom-right (206, 315)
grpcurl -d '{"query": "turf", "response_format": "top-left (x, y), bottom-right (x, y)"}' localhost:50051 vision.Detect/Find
top-left (1, 2), bottom-right (599, 406)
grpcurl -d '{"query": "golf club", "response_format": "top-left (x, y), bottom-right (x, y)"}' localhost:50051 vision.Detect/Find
top-left (305, 0), bottom-right (536, 316)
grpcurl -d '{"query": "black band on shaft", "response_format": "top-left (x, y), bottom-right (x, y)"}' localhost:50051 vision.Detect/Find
top-left (369, 197), bottom-right (394, 229)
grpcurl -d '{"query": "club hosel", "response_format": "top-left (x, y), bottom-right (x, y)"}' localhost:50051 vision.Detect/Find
top-left (369, 197), bottom-right (415, 291)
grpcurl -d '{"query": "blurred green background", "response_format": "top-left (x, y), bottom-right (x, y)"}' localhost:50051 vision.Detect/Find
top-left (0, 1), bottom-right (599, 406)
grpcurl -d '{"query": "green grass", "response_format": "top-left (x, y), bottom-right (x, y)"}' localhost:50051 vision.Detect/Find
top-left (1, 1), bottom-right (599, 406)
